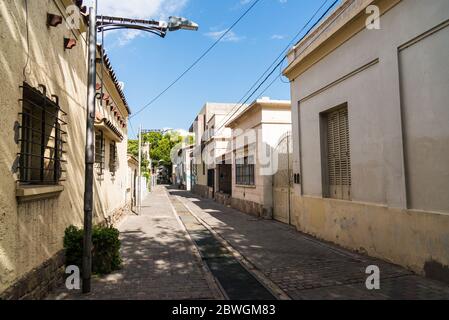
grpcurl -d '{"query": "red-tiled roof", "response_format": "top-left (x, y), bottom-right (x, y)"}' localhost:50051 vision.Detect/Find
top-left (98, 45), bottom-right (132, 115)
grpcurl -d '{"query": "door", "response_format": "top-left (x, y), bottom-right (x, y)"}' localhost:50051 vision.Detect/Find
top-left (273, 132), bottom-right (293, 224)
top-left (218, 164), bottom-right (232, 195)
top-left (207, 169), bottom-right (215, 198)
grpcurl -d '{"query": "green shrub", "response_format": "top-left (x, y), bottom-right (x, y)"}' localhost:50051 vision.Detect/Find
top-left (63, 225), bottom-right (122, 275)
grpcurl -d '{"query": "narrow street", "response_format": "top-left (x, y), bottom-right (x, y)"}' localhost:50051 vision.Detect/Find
top-left (50, 186), bottom-right (222, 300)
top-left (52, 186), bottom-right (449, 300)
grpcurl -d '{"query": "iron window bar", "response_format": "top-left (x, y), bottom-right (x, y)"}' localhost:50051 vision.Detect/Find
top-left (18, 99), bottom-right (68, 125)
top-left (109, 140), bottom-right (117, 174)
top-left (19, 84), bottom-right (68, 115)
top-left (17, 139), bottom-right (67, 153)
top-left (19, 113), bottom-right (68, 134)
top-left (18, 125), bottom-right (68, 140)
top-left (18, 153), bottom-right (68, 163)
top-left (18, 83), bottom-right (68, 185)
top-left (95, 130), bottom-right (105, 176)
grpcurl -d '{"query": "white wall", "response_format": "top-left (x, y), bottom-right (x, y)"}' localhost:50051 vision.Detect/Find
top-left (291, 0), bottom-right (449, 210)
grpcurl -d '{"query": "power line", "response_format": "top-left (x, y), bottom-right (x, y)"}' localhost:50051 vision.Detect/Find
top-left (128, 118), bottom-right (137, 139)
top-left (130, 0), bottom-right (262, 119)
top-left (215, 0), bottom-right (338, 133)
top-left (230, 0), bottom-right (330, 109)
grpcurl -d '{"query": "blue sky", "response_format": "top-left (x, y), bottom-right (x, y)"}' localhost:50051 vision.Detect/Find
top-left (99, 0), bottom-right (339, 138)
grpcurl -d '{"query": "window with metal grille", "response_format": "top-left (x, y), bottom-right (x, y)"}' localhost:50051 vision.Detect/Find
top-left (18, 83), bottom-right (67, 185)
top-left (109, 140), bottom-right (117, 174)
top-left (235, 156), bottom-right (255, 186)
top-left (323, 105), bottom-right (351, 200)
top-left (95, 131), bottom-right (105, 175)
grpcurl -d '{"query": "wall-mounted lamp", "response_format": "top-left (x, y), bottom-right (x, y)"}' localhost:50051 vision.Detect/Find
top-left (47, 14), bottom-right (63, 27)
top-left (64, 38), bottom-right (77, 50)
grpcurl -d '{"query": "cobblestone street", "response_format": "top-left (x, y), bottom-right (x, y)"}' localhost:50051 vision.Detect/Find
top-left (168, 188), bottom-right (449, 300)
top-left (50, 186), bottom-right (449, 300)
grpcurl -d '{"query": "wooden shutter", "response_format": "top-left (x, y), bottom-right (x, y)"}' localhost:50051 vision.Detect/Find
top-left (327, 106), bottom-right (351, 200)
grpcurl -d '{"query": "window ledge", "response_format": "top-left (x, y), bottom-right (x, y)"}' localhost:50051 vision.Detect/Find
top-left (235, 185), bottom-right (257, 189)
top-left (16, 185), bottom-right (64, 203)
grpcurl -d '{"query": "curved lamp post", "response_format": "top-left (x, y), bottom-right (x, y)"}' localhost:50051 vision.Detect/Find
top-left (83, 1), bottom-right (198, 294)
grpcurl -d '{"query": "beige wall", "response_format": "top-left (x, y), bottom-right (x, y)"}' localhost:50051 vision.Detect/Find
top-left (191, 103), bottom-right (236, 189)
top-left (286, 0), bottom-right (449, 274)
top-left (0, 0), bottom-right (129, 294)
top-left (230, 101), bottom-right (292, 213)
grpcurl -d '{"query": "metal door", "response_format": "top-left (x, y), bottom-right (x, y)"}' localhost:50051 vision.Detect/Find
top-left (273, 132), bottom-right (293, 224)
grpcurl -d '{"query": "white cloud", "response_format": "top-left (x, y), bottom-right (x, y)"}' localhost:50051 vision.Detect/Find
top-left (271, 34), bottom-right (286, 40)
top-left (98, 0), bottom-right (189, 45)
top-left (204, 29), bottom-right (245, 42)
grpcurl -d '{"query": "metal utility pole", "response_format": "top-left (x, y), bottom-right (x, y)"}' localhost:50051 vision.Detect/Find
top-left (138, 125), bottom-right (142, 215)
top-left (82, 0), bottom-right (97, 294)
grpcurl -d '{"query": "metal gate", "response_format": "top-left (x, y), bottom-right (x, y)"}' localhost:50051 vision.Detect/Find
top-left (272, 132), bottom-right (293, 225)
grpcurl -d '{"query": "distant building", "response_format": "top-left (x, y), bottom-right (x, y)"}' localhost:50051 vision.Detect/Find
top-left (190, 103), bottom-right (241, 198)
top-left (283, 0), bottom-right (449, 278)
top-left (173, 145), bottom-right (194, 191)
top-left (226, 98), bottom-right (291, 218)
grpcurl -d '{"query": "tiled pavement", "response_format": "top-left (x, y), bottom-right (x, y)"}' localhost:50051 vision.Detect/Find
top-left (170, 188), bottom-right (449, 300)
top-left (49, 186), bottom-right (449, 300)
top-left (49, 186), bottom-right (221, 300)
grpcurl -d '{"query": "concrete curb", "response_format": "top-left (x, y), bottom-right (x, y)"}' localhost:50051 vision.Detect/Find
top-left (165, 189), bottom-right (226, 300)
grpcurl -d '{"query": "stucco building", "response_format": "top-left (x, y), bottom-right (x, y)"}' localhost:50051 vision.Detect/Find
top-left (173, 145), bottom-right (193, 191)
top-left (190, 103), bottom-right (238, 199)
top-left (226, 98), bottom-right (292, 219)
top-left (283, 0), bottom-right (449, 279)
top-left (0, 0), bottom-right (131, 298)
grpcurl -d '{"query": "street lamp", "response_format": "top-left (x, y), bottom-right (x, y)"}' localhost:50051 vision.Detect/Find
top-left (167, 16), bottom-right (199, 31)
top-left (82, 1), bottom-right (198, 294)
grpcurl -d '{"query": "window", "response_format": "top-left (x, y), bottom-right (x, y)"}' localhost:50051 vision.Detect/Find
top-left (323, 105), bottom-right (351, 200)
top-left (235, 156), bottom-right (255, 186)
top-left (109, 140), bottom-right (117, 174)
top-left (95, 131), bottom-right (105, 175)
top-left (18, 83), bottom-right (67, 185)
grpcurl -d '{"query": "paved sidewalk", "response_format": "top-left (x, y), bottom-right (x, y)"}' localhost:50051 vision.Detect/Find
top-left (170, 188), bottom-right (449, 300)
top-left (50, 186), bottom-right (220, 300)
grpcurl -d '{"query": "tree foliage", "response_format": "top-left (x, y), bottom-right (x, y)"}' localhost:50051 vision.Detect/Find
top-left (127, 130), bottom-right (193, 176)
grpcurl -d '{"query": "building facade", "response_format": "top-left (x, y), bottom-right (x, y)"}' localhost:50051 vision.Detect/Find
top-left (226, 98), bottom-right (292, 219)
top-left (283, 0), bottom-right (449, 279)
top-left (173, 145), bottom-right (193, 191)
top-left (190, 103), bottom-right (238, 199)
top-left (0, 0), bottom-right (131, 299)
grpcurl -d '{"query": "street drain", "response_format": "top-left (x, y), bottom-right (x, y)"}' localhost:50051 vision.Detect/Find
top-left (170, 196), bottom-right (276, 300)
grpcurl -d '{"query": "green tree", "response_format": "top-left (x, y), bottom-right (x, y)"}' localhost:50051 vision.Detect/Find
top-left (127, 140), bottom-right (139, 158)
top-left (128, 130), bottom-right (192, 181)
